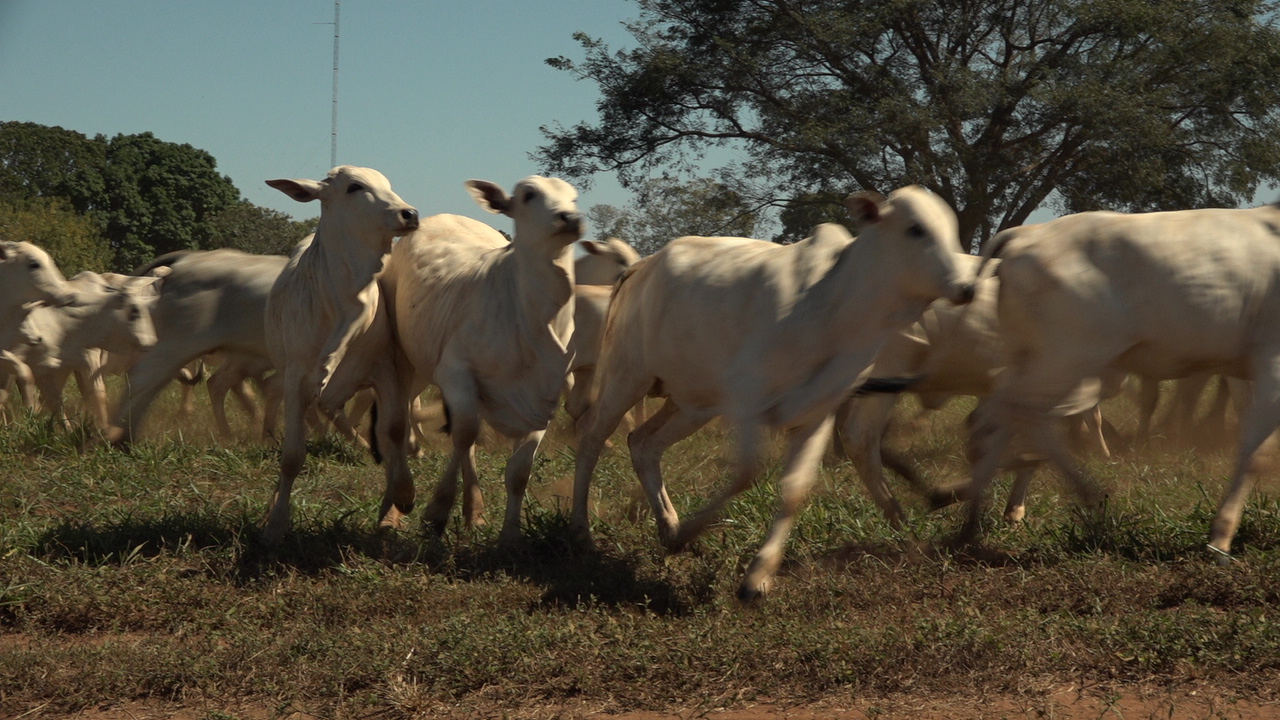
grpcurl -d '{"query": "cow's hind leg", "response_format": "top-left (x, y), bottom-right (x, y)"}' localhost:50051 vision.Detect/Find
top-left (206, 365), bottom-right (240, 439)
top-left (669, 417), bottom-right (764, 552)
top-left (1028, 409), bottom-right (1105, 512)
top-left (569, 370), bottom-right (654, 542)
top-left (843, 393), bottom-right (909, 527)
top-left (110, 341), bottom-right (205, 445)
top-left (1208, 362), bottom-right (1280, 559)
top-left (628, 399), bottom-right (712, 550)
top-left (1001, 459), bottom-right (1039, 524)
top-left (738, 414), bottom-right (835, 602)
top-left (961, 400), bottom-right (1016, 544)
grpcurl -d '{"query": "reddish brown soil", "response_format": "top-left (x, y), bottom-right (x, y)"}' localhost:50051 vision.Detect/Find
top-left (19, 685), bottom-right (1279, 720)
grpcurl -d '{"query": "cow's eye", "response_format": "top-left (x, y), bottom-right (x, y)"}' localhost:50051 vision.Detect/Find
top-left (907, 224), bottom-right (926, 238)
top-left (27, 261), bottom-right (40, 270)
top-left (347, 183), bottom-right (364, 194)
top-left (523, 190), bottom-right (536, 204)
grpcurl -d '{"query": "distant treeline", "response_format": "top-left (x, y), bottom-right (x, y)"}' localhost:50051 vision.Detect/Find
top-left (0, 121), bottom-right (316, 274)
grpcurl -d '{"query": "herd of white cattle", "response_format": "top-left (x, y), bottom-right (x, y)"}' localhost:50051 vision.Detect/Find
top-left (4, 165), bottom-right (1280, 600)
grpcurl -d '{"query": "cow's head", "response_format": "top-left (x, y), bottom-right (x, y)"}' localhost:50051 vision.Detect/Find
top-left (266, 166), bottom-right (419, 253)
top-left (101, 287), bottom-right (158, 353)
top-left (845, 187), bottom-right (975, 306)
top-left (466, 176), bottom-right (583, 251)
top-left (0, 241), bottom-right (76, 308)
top-left (576, 237), bottom-right (641, 285)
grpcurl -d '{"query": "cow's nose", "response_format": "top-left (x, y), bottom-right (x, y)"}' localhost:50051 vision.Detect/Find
top-left (559, 212), bottom-right (583, 233)
top-left (400, 208), bottom-right (419, 228)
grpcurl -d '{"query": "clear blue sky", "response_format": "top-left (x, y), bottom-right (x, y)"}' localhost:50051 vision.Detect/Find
top-left (0, 0), bottom-right (641, 227)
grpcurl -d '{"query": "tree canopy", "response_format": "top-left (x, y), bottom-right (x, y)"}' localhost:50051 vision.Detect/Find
top-left (539, 0), bottom-right (1280, 250)
top-left (0, 196), bottom-right (114, 277)
top-left (204, 200), bottom-right (318, 257)
top-left (99, 131), bottom-right (240, 268)
top-left (587, 176), bottom-right (762, 254)
top-left (0, 122), bottom-right (305, 270)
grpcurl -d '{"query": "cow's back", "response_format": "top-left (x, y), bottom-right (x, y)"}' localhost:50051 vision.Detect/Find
top-left (157, 249), bottom-right (288, 356)
top-left (998, 207), bottom-right (1280, 379)
top-left (603, 235), bottom-right (819, 412)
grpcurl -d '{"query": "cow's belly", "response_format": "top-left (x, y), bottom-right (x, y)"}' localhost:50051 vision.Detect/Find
top-left (1116, 338), bottom-right (1249, 380)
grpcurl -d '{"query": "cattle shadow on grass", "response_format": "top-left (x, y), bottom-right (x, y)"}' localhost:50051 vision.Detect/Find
top-left (406, 511), bottom-right (710, 617)
top-left (27, 508), bottom-right (409, 581)
top-left (26, 505), bottom-right (702, 612)
top-left (29, 508), bottom-right (255, 567)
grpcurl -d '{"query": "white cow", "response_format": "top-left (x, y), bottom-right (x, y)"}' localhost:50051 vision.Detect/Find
top-left (833, 253), bottom-right (1002, 523)
top-left (0, 350), bottom-right (36, 421)
top-left (566, 238), bottom-right (645, 430)
top-left (0, 241), bottom-right (77, 417)
top-left (0, 241), bottom-right (76, 347)
top-left (18, 278), bottom-right (158, 428)
top-left (571, 186), bottom-right (975, 600)
top-left (73, 270), bottom-right (165, 385)
top-left (379, 177), bottom-right (582, 545)
top-left (575, 238), bottom-right (642, 286)
top-left (108, 249), bottom-right (288, 444)
top-left (565, 284), bottom-right (614, 428)
top-left (836, 254), bottom-right (1117, 526)
top-left (965, 203), bottom-right (1280, 559)
top-left (261, 166), bottom-right (419, 544)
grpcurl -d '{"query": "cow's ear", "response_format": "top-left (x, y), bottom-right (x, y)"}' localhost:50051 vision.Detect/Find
top-left (0, 242), bottom-right (11, 260)
top-left (266, 178), bottom-right (324, 202)
top-left (465, 180), bottom-right (511, 216)
top-left (845, 191), bottom-right (887, 225)
top-left (580, 240), bottom-right (606, 256)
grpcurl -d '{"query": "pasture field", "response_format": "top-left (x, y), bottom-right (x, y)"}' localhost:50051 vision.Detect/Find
top-left (3, 387), bottom-right (1280, 719)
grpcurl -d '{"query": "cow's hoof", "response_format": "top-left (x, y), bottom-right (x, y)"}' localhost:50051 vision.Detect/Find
top-left (378, 505), bottom-right (406, 533)
top-left (1206, 544), bottom-right (1234, 566)
top-left (569, 523), bottom-right (595, 551)
top-left (736, 580), bottom-right (769, 604)
top-left (498, 528), bottom-right (522, 549)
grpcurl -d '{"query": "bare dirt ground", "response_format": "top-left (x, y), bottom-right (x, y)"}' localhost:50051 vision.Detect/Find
top-left (21, 686), bottom-right (1279, 720)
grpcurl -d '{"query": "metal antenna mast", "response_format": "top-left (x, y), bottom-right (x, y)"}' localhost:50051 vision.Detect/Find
top-left (330, 1), bottom-right (340, 169)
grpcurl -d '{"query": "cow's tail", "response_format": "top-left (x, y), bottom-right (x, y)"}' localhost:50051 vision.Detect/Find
top-left (852, 375), bottom-right (922, 397)
top-left (134, 249), bottom-right (196, 277)
top-left (368, 401), bottom-right (383, 464)
top-left (440, 401), bottom-right (452, 435)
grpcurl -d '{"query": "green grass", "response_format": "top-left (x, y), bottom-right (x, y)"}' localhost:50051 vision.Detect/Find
top-left (4, 387), bottom-right (1280, 717)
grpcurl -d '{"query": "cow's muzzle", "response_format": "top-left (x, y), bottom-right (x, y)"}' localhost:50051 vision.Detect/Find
top-left (557, 212), bottom-right (584, 238)
top-left (950, 282), bottom-right (976, 305)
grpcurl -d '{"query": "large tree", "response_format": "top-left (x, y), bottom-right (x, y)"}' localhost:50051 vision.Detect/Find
top-left (539, 0), bottom-right (1280, 250)
top-left (204, 200), bottom-right (318, 257)
top-left (0, 122), bottom-right (108, 215)
top-left (0, 122), bottom-right (241, 270)
top-left (100, 132), bottom-right (239, 269)
top-left (0, 196), bottom-right (113, 276)
top-left (588, 175), bottom-right (763, 254)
